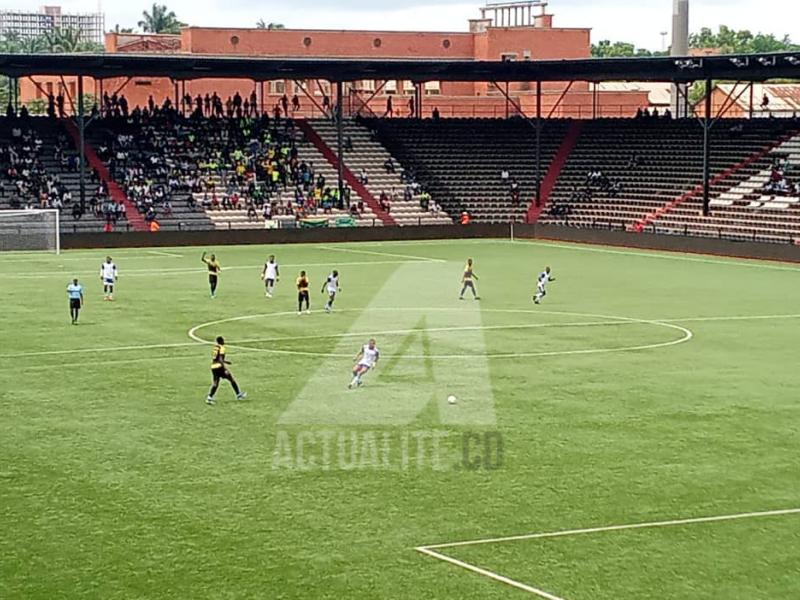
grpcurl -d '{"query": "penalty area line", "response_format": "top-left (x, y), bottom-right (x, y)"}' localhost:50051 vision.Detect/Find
top-left (416, 507), bottom-right (800, 599)
top-left (415, 547), bottom-right (566, 600)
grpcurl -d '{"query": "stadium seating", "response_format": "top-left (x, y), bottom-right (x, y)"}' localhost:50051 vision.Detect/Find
top-left (305, 119), bottom-right (452, 226)
top-left (539, 118), bottom-right (797, 240)
top-left (4, 112), bottom-right (800, 244)
top-left (88, 113), bottom-right (384, 230)
top-left (0, 116), bottom-right (120, 234)
top-left (648, 131), bottom-right (800, 243)
top-left (364, 117), bottom-right (570, 223)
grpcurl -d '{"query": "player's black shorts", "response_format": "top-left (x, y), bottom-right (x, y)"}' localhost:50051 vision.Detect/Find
top-left (69, 298), bottom-right (81, 309)
top-left (298, 290), bottom-right (309, 302)
top-left (209, 274), bottom-right (218, 283)
top-left (212, 367), bottom-right (232, 381)
top-left (463, 280), bottom-right (475, 288)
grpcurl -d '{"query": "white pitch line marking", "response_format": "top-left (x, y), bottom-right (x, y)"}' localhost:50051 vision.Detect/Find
top-left (17, 312), bottom-right (800, 361)
top-left (416, 507), bottom-right (800, 599)
top-left (416, 547), bottom-right (567, 600)
top-left (187, 307), bottom-right (693, 360)
top-left (3, 259), bottom-right (429, 279)
top-left (419, 507), bottom-right (800, 550)
top-left (512, 239), bottom-right (800, 273)
top-left (315, 244), bottom-right (446, 263)
top-left (147, 250), bottom-right (184, 258)
top-left (355, 238), bottom-right (800, 271)
top-left (16, 340), bottom-right (201, 358)
top-left (19, 353), bottom-right (204, 371)
top-left (229, 319), bottom-right (646, 345)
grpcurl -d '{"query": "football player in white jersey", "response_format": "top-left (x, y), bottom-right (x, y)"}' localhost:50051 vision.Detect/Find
top-left (349, 338), bottom-right (380, 389)
top-left (321, 269), bottom-right (340, 313)
top-left (100, 256), bottom-right (118, 301)
top-left (261, 255), bottom-right (280, 298)
top-left (534, 266), bottom-right (555, 304)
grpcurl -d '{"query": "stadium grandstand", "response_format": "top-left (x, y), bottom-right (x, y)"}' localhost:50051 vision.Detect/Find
top-left (2, 0), bottom-right (800, 245)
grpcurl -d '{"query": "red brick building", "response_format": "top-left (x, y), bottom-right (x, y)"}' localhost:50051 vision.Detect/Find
top-left (21, 1), bottom-right (648, 118)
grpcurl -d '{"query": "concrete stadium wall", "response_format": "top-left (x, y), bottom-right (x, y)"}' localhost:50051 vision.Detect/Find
top-left (62, 224), bottom-right (800, 263)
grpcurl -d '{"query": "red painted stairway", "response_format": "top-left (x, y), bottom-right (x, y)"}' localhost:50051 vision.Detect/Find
top-left (62, 119), bottom-right (148, 231)
top-left (526, 120), bottom-right (584, 223)
top-left (295, 119), bottom-right (396, 226)
top-left (631, 131), bottom-right (799, 232)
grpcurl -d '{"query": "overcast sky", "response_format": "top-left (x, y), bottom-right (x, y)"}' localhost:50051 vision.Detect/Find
top-left (5, 1), bottom-right (799, 50)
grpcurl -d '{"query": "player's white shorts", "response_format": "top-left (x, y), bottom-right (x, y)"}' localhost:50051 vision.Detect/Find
top-left (327, 286), bottom-right (338, 295)
top-left (103, 278), bottom-right (115, 286)
top-left (537, 283), bottom-right (546, 293)
top-left (356, 362), bottom-right (372, 371)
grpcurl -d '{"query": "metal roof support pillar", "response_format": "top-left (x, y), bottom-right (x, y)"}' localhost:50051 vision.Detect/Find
top-left (535, 80), bottom-right (542, 208)
top-left (181, 81), bottom-right (187, 116)
top-left (748, 82), bottom-right (754, 119)
top-left (336, 81), bottom-right (344, 203)
top-left (77, 75), bottom-right (86, 211)
top-left (702, 78), bottom-right (712, 217)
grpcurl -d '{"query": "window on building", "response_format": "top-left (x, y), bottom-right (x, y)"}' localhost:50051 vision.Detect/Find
top-left (501, 52), bottom-right (518, 62)
top-left (270, 80), bottom-right (286, 95)
top-left (402, 80), bottom-right (415, 94)
top-left (424, 81), bottom-right (441, 95)
top-left (361, 80), bottom-right (376, 92)
top-left (384, 80), bottom-right (397, 95)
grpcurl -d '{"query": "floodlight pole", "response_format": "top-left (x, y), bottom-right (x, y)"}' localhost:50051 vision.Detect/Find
top-left (702, 77), bottom-right (712, 216)
top-left (77, 75), bottom-right (86, 210)
top-left (336, 81), bottom-right (344, 203)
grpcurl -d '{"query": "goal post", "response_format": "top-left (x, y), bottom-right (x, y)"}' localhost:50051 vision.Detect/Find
top-left (0, 209), bottom-right (61, 254)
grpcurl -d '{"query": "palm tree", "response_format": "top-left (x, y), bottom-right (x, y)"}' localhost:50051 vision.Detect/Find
top-left (17, 35), bottom-right (47, 54)
top-left (138, 3), bottom-right (184, 34)
top-left (113, 24), bottom-right (134, 34)
top-left (256, 19), bottom-right (267, 29)
top-left (41, 28), bottom-right (102, 53)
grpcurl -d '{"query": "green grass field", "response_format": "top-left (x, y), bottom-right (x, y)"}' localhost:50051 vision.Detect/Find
top-left (2, 238), bottom-right (799, 599)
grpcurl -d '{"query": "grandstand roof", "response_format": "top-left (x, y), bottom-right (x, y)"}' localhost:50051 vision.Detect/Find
top-left (1, 51), bottom-right (799, 82)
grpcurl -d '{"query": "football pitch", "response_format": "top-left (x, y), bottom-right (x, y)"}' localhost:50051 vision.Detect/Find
top-left (2, 238), bottom-right (799, 599)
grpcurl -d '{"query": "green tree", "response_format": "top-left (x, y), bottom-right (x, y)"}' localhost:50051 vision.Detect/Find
top-left (267, 23), bottom-right (285, 30)
top-left (43, 28), bottom-right (103, 53)
top-left (592, 40), bottom-right (663, 58)
top-left (25, 98), bottom-right (47, 115)
top-left (113, 24), bottom-right (135, 34)
top-left (689, 25), bottom-right (799, 54)
top-left (138, 3), bottom-right (185, 34)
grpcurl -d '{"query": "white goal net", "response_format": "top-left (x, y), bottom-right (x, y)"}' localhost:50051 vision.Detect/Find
top-left (0, 209), bottom-right (61, 254)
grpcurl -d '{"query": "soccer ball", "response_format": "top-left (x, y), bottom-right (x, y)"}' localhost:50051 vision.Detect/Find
top-left (447, 395), bottom-right (457, 405)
